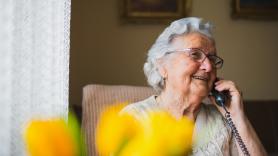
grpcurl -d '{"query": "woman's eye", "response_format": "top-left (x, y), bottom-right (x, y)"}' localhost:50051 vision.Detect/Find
top-left (190, 51), bottom-right (203, 60)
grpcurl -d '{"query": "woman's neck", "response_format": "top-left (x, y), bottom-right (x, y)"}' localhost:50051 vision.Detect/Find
top-left (156, 89), bottom-right (203, 121)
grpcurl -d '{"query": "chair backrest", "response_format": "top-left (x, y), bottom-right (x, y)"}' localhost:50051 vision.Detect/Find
top-left (81, 84), bottom-right (155, 156)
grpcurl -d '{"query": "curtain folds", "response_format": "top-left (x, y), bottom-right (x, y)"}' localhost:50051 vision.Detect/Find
top-left (0, 0), bottom-right (71, 155)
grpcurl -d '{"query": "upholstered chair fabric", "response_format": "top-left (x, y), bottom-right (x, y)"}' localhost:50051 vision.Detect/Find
top-left (81, 84), bottom-right (155, 156)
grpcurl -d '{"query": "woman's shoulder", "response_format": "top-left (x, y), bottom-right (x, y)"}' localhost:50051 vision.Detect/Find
top-left (202, 104), bottom-right (223, 121)
top-left (200, 104), bottom-right (230, 131)
top-left (119, 95), bottom-right (160, 120)
top-left (121, 95), bottom-right (158, 111)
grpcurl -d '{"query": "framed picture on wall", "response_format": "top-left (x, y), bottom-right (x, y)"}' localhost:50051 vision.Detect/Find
top-left (120, 0), bottom-right (192, 23)
top-left (232, 0), bottom-right (278, 19)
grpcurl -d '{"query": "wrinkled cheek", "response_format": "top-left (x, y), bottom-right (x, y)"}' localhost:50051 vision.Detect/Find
top-left (208, 71), bottom-right (217, 90)
top-left (180, 63), bottom-right (199, 85)
top-left (186, 62), bottom-right (200, 75)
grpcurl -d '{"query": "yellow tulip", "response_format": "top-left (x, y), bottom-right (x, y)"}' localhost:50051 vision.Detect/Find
top-left (24, 113), bottom-right (86, 156)
top-left (121, 111), bottom-right (193, 156)
top-left (24, 119), bottom-right (76, 156)
top-left (96, 103), bottom-right (141, 156)
top-left (96, 103), bottom-right (194, 156)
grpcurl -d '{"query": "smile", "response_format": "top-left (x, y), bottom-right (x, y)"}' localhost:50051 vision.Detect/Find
top-left (192, 75), bottom-right (208, 82)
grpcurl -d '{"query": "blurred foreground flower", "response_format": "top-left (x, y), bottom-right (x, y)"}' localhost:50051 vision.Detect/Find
top-left (96, 103), bottom-right (194, 156)
top-left (96, 103), bottom-right (139, 156)
top-left (24, 113), bottom-right (86, 156)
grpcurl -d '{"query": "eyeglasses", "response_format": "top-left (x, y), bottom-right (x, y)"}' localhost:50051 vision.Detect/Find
top-left (166, 48), bottom-right (224, 69)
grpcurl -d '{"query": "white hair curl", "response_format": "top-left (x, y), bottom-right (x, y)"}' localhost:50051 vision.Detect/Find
top-left (143, 17), bottom-right (215, 92)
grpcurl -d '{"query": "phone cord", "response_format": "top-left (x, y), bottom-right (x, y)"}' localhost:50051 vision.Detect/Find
top-left (223, 106), bottom-right (251, 156)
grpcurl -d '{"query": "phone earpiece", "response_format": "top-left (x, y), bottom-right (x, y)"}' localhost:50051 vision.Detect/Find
top-left (210, 89), bottom-right (227, 106)
top-left (210, 78), bottom-right (229, 106)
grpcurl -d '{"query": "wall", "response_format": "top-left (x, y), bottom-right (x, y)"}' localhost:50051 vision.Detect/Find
top-left (70, 0), bottom-right (278, 106)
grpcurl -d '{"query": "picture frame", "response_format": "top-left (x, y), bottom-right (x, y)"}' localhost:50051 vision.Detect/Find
top-left (232, 0), bottom-right (278, 20)
top-left (120, 0), bottom-right (192, 23)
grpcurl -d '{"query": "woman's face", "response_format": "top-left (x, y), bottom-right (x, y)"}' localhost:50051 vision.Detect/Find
top-left (162, 33), bottom-right (217, 97)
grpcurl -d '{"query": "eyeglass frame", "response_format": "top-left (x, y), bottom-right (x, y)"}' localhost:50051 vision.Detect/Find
top-left (165, 48), bottom-right (224, 69)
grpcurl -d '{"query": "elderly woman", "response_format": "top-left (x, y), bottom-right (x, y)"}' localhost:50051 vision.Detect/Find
top-left (121, 17), bottom-right (266, 155)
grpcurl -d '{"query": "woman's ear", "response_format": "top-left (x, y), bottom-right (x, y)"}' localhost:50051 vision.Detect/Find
top-left (156, 58), bottom-right (168, 79)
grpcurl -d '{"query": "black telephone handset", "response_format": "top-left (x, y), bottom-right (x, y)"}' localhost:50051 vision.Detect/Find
top-left (210, 86), bottom-right (229, 107)
top-left (210, 79), bottom-right (250, 156)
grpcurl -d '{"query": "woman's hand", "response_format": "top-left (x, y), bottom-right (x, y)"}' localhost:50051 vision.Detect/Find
top-left (209, 79), bottom-right (245, 119)
top-left (209, 79), bottom-right (267, 156)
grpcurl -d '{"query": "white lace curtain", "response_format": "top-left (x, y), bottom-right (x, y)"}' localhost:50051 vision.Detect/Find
top-left (0, 0), bottom-right (71, 155)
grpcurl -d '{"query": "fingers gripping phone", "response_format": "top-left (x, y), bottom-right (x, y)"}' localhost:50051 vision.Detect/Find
top-left (210, 79), bottom-right (250, 156)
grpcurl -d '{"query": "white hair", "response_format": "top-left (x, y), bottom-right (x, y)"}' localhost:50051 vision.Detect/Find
top-left (143, 17), bottom-right (215, 92)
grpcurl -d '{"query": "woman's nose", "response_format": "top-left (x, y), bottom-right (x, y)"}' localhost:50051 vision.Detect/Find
top-left (199, 57), bottom-right (213, 72)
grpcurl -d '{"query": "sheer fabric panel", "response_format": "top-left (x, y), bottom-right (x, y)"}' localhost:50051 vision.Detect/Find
top-left (0, 0), bottom-right (71, 155)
